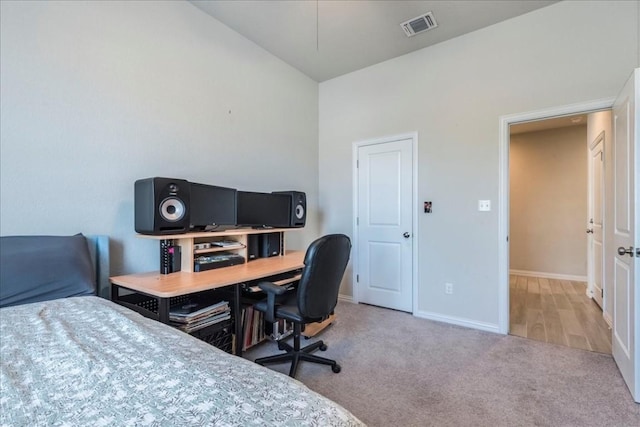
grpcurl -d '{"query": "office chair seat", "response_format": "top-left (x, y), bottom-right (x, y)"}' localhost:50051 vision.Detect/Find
top-left (253, 234), bottom-right (351, 378)
top-left (254, 296), bottom-right (324, 324)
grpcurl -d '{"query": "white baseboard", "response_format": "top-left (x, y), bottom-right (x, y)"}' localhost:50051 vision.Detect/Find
top-left (341, 298), bottom-right (501, 334)
top-left (413, 310), bottom-right (501, 334)
top-left (509, 269), bottom-right (587, 282)
top-left (338, 294), bottom-right (355, 303)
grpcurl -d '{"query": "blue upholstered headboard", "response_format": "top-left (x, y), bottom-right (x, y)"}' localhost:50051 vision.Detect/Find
top-left (0, 234), bottom-right (110, 307)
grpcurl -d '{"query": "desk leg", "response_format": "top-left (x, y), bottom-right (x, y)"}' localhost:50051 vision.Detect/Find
top-left (110, 283), bottom-right (120, 302)
top-left (158, 297), bottom-right (170, 324)
top-left (233, 284), bottom-right (242, 357)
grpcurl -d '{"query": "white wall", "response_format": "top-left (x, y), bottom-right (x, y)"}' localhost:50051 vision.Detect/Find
top-left (510, 126), bottom-right (588, 278)
top-left (0, 1), bottom-right (319, 275)
top-left (587, 110), bottom-right (613, 323)
top-left (319, 1), bottom-right (638, 328)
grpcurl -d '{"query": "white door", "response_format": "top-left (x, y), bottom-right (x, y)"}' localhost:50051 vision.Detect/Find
top-left (612, 68), bottom-right (639, 402)
top-left (356, 137), bottom-right (413, 312)
top-left (588, 133), bottom-right (605, 308)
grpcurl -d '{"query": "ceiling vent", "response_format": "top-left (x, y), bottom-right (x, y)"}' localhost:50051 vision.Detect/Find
top-left (401, 12), bottom-right (438, 37)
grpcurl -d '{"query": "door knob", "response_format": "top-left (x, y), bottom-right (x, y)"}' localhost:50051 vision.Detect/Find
top-left (403, 232), bottom-right (411, 238)
top-left (618, 246), bottom-right (634, 257)
top-left (586, 229), bottom-right (593, 234)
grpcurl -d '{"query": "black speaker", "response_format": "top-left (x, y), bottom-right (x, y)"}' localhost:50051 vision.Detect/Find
top-left (247, 234), bottom-right (260, 260)
top-left (259, 232), bottom-right (281, 258)
top-left (189, 183), bottom-right (237, 230)
top-left (135, 177), bottom-right (190, 235)
top-left (273, 191), bottom-right (306, 228)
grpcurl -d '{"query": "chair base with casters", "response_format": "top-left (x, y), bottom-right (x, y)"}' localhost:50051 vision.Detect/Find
top-left (255, 322), bottom-right (341, 378)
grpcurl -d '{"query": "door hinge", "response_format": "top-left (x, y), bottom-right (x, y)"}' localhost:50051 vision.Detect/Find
top-left (356, 217), bottom-right (359, 226)
top-left (357, 160), bottom-right (359, 168)
top-left (356, 274), bottom-right (359, 283)
top-left (636, 247), bottom-right (640, 258)
top-left (601, 288), bottom-right (604, 298)
top-left (600, 152), bottom-right (603, 161)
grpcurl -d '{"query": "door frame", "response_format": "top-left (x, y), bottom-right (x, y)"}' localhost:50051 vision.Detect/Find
top-left (498, 98), bottom-right (615, 334)
top-left (352, 132), bottom-right (419, 314)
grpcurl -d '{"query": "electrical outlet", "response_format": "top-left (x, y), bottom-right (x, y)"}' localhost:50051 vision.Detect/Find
top-left (445, 283), bottom-right (453, 295)
top-left (478, 200), bottom-right (491, 211)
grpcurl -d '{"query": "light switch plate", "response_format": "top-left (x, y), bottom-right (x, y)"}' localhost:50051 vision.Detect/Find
top-left (478, 200), bottom-right (491, 211)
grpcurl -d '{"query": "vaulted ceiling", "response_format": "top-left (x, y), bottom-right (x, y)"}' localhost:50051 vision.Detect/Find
top-left (191, 0), bottom-right (559, 82)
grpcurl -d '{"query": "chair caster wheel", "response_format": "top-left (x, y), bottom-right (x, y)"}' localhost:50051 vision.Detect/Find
top-left (319, 343), bottom-right (328, 351)
top-left (277, 342), bottom-right (286, 351)
top-left (332, 364), bottom-right (341, 373)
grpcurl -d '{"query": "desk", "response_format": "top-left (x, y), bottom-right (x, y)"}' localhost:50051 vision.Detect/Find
top-left (110, 251), bottom-right (305, 356)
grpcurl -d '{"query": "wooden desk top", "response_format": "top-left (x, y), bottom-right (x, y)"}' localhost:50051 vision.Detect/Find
top-left (110, 251), bottom-right (305, 298)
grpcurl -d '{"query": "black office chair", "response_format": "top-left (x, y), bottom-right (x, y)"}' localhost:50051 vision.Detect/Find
top-left (253, 234), bottom-right (351, 378)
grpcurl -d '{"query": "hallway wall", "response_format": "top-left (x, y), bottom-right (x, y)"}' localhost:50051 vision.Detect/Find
top-left (510, 125), bottom-right (588, 278)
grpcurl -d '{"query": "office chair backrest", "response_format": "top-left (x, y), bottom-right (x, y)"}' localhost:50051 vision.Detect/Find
top-left (298, 234), bottom-right (351, 320)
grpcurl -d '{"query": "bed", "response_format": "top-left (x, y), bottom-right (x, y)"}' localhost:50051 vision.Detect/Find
top-left (0, 234), bottom-right (364, 426)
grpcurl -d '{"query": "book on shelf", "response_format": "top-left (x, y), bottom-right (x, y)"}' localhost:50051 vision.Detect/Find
top-left (241, 306), bottom-right (267, 350)
top-left (242, 306), bottom-right (254, 350)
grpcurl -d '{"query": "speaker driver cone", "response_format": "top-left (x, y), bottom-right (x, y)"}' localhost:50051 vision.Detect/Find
top-left (160, 197), bottom-right (186, 222)
top-left (295, 204), bottom-right (305, 220)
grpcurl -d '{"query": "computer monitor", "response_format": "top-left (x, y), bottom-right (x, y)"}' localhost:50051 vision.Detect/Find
top-left (236, 191), bottom-right (291, 228)
top-left (189, 183), bottom-right (237, 231)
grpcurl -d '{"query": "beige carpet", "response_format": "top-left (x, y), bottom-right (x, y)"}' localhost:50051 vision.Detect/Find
top-left (243, 301), bottom-right (640, 427)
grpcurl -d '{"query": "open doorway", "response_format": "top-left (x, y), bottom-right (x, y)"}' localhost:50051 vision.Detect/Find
top-left (498, 72), bottom-right (639, 402)
top-left (507, 113), bottom-right (611, 353)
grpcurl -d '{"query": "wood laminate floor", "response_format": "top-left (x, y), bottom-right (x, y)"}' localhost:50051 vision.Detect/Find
top-left (509, 275), bottom-right (612, 354)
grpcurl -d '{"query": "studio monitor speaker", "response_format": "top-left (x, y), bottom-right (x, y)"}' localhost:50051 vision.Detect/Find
top-left (135, 177), bottom-right (190, 235)
top-left (273, 191), bottom-right (306, 228)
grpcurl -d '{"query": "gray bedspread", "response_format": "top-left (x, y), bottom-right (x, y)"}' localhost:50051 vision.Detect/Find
top-left (0, 296), bottom-right (364, 426)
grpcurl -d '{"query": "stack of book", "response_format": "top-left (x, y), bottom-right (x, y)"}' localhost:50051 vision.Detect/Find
top-left (241, 306), bottom-right (265, 350)
top-left (169, 299), bottom-right (231, 333)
